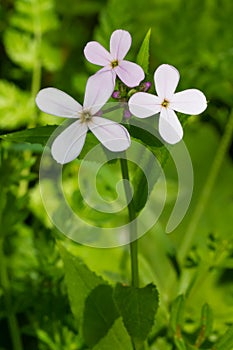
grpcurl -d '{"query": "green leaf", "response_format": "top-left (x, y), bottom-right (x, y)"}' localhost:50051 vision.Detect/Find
top-left (136, 28), bottom-right (151, 74)
top-left (195, 303), bottom-right (213, 347)
top-left (59, 245), bottom-right (132, 349)
top-left (0, 125), bottom-right (58, 146)
top-left (170, 295), bottom-right (185, 334)
top-left (92, 318), bottom-right (133, 350)
top-left (114, 283), bottom-right (159, 342)
top-left (58, 244), bottom-right (105, 330)
top-left (4, 29), bottom-right (37, 70)
top-left (82, 284), bottom-right (119, 347)
top-left (174, 338), bottom-right (187, 350)
top-left (0, 80), bottom-right (33, 129)
top-left (127, 119), bottom-right (168, 213)
top-left (0, 125), bottom-right (99, 160)
top-left (214, 326), bottom-right (233, 350)
top-left (128, 122), bottom-right (163, 149)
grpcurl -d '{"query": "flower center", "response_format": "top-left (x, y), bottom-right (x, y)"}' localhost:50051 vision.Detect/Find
top-left (80, 109), bottom-right (92, 123)
top-left (161, 99), bottom-right (170, 108)
top-left (111, 60), bottom-right (119, 69)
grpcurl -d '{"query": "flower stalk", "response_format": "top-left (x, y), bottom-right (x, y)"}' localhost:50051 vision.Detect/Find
top-left (120, 157), bottom-right (139, 288)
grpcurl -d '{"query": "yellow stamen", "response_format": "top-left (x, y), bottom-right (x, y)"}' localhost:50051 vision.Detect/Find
top-left (161, 99), bottom-right (169, 108)
top-left (80, 110), bottom-right (92, 123)
top-left (111, 60), bottom-right (119, 68)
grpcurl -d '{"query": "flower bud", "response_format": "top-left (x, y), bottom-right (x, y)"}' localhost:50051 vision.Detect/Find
top-left (140, 81), bottom-right (152, 92)
top-left (123, 108), bottom-right (131, 119)
top-left (112, 90), bottom-right (121, 99)
top-left (95, 109), bottom-right (103, 117)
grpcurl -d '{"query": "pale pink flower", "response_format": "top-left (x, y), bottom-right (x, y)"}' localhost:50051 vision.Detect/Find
top-left (84, 29), bottom-right (145, 93)
top-left (128, 64), bottom-right (207, 144)
top-left (36, 75), bottom-right (130, 164)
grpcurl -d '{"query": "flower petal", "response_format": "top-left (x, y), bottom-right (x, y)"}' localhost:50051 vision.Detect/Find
top-left (171, 89), bottom-right (207, 115)
top-left (83, 71), bottom-right (115, 114)
top-left (115, 60), bottom-right (145, 87)
top-left (84, 41), bottom-right (112, 66)
top-left (159, 108), bottom-right (183, 144)
top-left (154, 64), bottom-right (180, 99)
top-left (128, 92), bottom-right (161, 118)
top-left (36, 88), bottom-right (82, 118)
top-left (51, 120), bottom-right (88, 164)
top-left (110, 29), bottom-right (132, 60)
top-left (89, 117), bottom-right (131, 152)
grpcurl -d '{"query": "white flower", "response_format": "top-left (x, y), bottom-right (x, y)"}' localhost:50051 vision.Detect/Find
top-left (36, 75), bottom-right (131, 164)
top-left (84, 29), bottom-right (145, 93)
top-left (128, 64), bottom-right (207, 144)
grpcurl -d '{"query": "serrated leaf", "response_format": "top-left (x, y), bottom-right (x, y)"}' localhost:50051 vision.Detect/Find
top-left (4, 29), bottom-right (37, 70)
top-left (59, 245), bottom-right (132, 349)
top-left (58, 244), bottom-right (105, 330)
top-left (92, 317), bottom-right (133, 350)
top-left (0, 80), bottom-right (33, 128)
top-left (136, 29), bottom-right (151, 74)
top-left (170, 295), bottom-right (185, 334)
top-left (82, 284), bottom-right (119, 347)
top-left (114, 283), bottom-right (159, 342)
top-left (214, 326), bottom-right (233, 350)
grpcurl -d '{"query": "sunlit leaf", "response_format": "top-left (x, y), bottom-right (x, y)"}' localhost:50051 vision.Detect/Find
top-left (136, 28), bottom-right (151, 74)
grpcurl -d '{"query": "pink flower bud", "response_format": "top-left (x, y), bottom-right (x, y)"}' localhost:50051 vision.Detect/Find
top-left (123, 109), bottom-right (131, 119)
top-left (140, 81), bottom-right (152, 92)
top-left (112, 90), bottom-right (121, 99)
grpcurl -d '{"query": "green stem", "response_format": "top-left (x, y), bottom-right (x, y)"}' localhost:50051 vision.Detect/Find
top-left (178, 109), bottom-right (233, 263)
top-left (0, 239), bottom-right (24, 350)
top-left (120, 157), bottom-right (139, 288)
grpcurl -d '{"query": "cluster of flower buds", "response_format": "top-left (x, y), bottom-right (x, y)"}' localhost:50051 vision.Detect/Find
top-left (111, 81), bottom-right (152, 101)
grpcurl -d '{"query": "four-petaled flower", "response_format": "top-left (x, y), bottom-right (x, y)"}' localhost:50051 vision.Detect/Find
top-left (84, 29), bottom-right (145, 94)
top-left (128, 64), bottom-right (207, 144)
top-left (36, 76), bottom-right (130, 164)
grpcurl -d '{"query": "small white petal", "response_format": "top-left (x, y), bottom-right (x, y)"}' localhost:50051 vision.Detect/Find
top-left (128, 92), bottom-right (161, 118)
top-left (154, 64), bottom-right (180, 99)
top-left (36, 88), bottom-right (82, 118)
top-left (51, 120), bottom-right (88, 164)
top-left (171, 89), bottom-right (207, 115)
top-left (110, 29), bottom-right (132, 60)
top-left (83, 71), bottom-right (115, 114)
top-left (89, 117), bottom-right (131, 152)
top-left (115, 60), bottom-right (145, 87)
top-left (159, 108), bottom-right (183, 144)
top-left (84, 41), bottom-right (112, 66)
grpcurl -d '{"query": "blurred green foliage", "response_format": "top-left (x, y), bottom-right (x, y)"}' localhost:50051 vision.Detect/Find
top-left (0, 0), bottom-right (233, 349)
